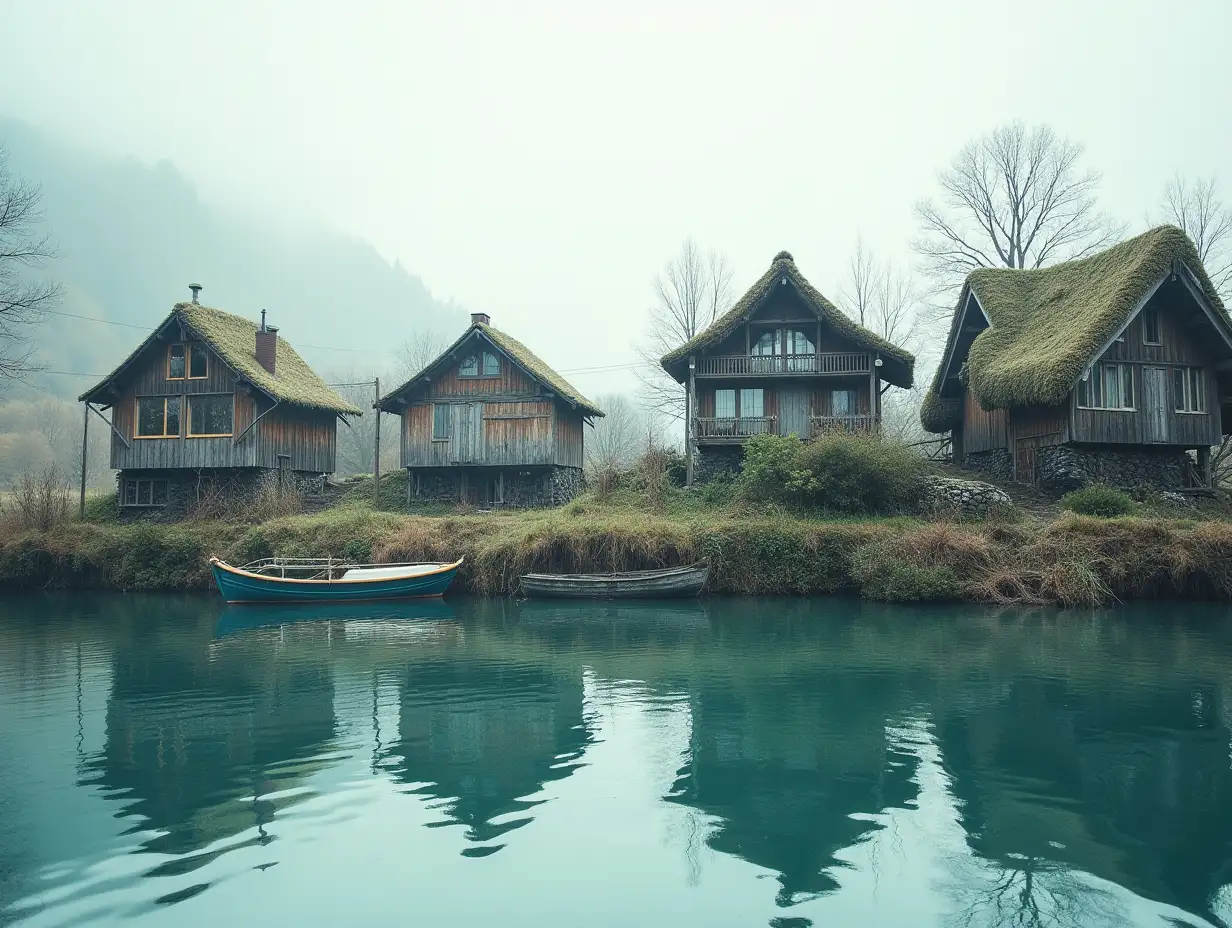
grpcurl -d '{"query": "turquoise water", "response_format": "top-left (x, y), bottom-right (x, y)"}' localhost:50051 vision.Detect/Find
top-left (2, 594), bottom-right (1232, 927)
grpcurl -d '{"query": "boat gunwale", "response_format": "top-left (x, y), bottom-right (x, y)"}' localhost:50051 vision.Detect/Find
top-left (209, 557), bottom-right (464, 585)
top-left (519, 562), bottom-right (708, 583)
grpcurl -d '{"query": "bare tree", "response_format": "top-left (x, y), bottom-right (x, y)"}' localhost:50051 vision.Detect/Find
top-left (636, 239), bottom-right (733, 421)
top-left (914, 122), bottom-right (1120, 303)
top-left (327, 367), bottom-right (400, 477)
top-left (396, 328), bottom-right (454, 381)
top-left (840, 239), bottom-right (922, 350)
top-left (840, 236), bottom-right (879, 328)
top-left (1159, 173), bottom-right (1232, 300)
top-left (584, 392), bottom-right (644, 472)
top-left (0, 147), bottom-right (60, 385)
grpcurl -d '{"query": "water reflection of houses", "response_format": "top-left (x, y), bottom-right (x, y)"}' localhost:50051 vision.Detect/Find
top-left (87, 619), bottom-right (338, 858)
top-left (668, 673), bottom-right (920, 912)
top-left (388, 658), bottom-right (592, 854)
top-left (937, 675), bottom-right (1232, 927)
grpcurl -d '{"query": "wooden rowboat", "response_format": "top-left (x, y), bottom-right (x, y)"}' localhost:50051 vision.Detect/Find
top-left (209, 556), bottom-right (463, 604)
top-left (518, 562), bottom-right (709, 599)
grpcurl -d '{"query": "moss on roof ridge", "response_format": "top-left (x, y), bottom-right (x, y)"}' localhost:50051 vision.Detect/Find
top-left (919, 225), bottom-right (1229, 434)
top-left (378, 322), bottom-right (604, 417)
top-left (659, 252), bottom-right (916, 388)
top-left (81, 303), bottom-right (361, 415)
top-left (478, 323), bottom-right (604, 416)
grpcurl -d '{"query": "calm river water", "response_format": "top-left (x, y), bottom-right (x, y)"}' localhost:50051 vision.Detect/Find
top-left (2, 594), bottom-right (1232, 927)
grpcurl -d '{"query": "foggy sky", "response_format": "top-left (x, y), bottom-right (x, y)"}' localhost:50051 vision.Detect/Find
top-left (3, 0), bottom-right (1231, 396)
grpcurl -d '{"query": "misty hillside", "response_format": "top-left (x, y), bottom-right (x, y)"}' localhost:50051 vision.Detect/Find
top-left (0, 118), bottom-right (466, 398)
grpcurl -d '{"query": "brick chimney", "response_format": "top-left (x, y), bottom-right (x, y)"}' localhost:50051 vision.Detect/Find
top-left (471, 312), bottom-right (491, 326)
top-left (256, 310), bottom-right (278, 374)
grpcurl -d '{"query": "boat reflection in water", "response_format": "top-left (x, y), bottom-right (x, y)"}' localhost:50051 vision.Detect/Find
top-left (214, 598), bottom-right (458, 640)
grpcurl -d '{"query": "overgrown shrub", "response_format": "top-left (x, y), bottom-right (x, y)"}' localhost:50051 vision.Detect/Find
top-left (1, 464), bottom-right (72, 533)
top-left (1062, 485), bottom-right (1135, 518)
top-left (739, 431), bottom-right (927, 515)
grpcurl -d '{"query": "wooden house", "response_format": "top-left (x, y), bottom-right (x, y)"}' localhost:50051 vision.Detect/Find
top-left (79, 287), bottom-right (361, 513)
top-left (377, 313), bottom-right (603, 506)
top-left (921, 226), bottom-right (1232, 490)
top-left (660, 251), bottom-right (916, 483)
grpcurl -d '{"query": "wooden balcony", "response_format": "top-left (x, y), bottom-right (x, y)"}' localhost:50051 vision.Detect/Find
top-left (696, 352), bottom-right (870, 378)
top-left (694, 415), bottom-right (878, 444)
top-left (695, 416), bottom-right (776, 443)
top-left (810, 415), bottom-right (877, 434)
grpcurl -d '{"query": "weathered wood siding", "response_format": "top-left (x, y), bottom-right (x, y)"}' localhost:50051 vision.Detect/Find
top-left (426, 358), bottom-right (538, 398)
top-left (402, 399), bottom-right (585, 468)
top-left (962, 389), bottom-right (1008, 453)
top-left (1070, 299), bottom-right (1222, 446)
top-left (554, 411), bottom-right (584, 469)
top-left (107, 336), bottom-right (339, 472)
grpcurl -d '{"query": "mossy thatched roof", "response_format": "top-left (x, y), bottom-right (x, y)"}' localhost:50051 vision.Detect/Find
top-left (81, 302), bottom-right (362, 415)
top-left (920, 226), bottom-right (1232, 434)
top-left (659, 250), bottom-right (916, 389)
top-left (378, 321), bottom-right (604, 417)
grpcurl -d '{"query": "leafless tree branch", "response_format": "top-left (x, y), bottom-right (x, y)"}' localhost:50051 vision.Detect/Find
top-left (1160, 172), bottom-right (1232, 302)
top-left (913, 122), bottom-right (1122, 314)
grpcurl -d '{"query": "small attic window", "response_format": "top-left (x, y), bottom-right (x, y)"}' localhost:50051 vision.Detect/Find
top-left (1142, 307), bottom-right (1162, 346)
top-left (459, 355), bottom-right (479, 376)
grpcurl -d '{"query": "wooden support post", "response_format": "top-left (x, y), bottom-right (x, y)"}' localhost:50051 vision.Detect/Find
top-left (686, 356), bottom-right (696, 487)
top-left (498, 469), bottom-right (504, 506)
top-left (79, 403), bottom-right (89, 518)
top-left (373, 378), bottom-right (381, 507)
top-left (868, 356), bottom-right (876, 433)
top-left (1199, 445), bottom-right (1212, 487)
top-left (873, 357), bottom-right (882, 429)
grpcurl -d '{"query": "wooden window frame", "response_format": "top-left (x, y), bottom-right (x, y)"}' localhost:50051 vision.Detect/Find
top-left (739, 387), bottom-right (764, 418)
top-left (168, 343), bottom-right (209, 380)
top-left (167, 344), bottom-right (186, 380)
top-left (1174, 366), bottom-right (1207, 414)
top-left (186, 393), bottom-right (235, 438)
top-left (122, 477), bottom-right (170, 507)
top-left (1077, 362), bottom-right (1136, 411)
top-left (1141, 308), bottom-right (1163, 346)
top-left (134, 395), bottom-right (182, 439)
top-left (432, 403), bottom-right (451, 441)
top-left (459, 351), bottom-right (501, 379)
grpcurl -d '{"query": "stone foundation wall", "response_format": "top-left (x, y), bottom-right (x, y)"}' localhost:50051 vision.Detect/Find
top-left (694, 446), bottom-right (744, 484)
top-left (961, 448), bottom-right (1013, 482)
top-left (409, 466), bottom-right (583, 508)
top-left (1037, 444), bottom-right (1188, 494)
top-left (117, 468), bottom-right (326, 520)
top-left (920, 476), bottom-right (1012, 519)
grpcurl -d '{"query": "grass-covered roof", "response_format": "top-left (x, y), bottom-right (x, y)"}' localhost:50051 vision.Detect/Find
top-left (660, 250), bottom-right (916, 389)
top-left (920, 225), bottom-right (1232, 434)
top-left (81, 302), bottom-right (362, 415)
top-left (379, 321), bottom-right (604, 417)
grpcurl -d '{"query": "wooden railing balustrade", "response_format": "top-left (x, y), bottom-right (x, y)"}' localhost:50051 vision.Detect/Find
top-left (694, 416), bottom-right (777, 439)
top-left (696, 353), bottom-right (870, 377)
top-left (809, 415), bottom-right (877, 434)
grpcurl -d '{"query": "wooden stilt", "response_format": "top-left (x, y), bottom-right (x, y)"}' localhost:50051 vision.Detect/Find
top-left (79, 403), bottom-right (90, 518)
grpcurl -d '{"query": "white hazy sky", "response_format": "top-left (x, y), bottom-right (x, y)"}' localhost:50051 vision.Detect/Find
top-left (3, 0), bottom-right (1231, 395)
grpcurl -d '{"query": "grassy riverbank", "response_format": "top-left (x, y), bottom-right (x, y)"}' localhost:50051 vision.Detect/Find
top-left (3, 480), bottom-right (1232, 606)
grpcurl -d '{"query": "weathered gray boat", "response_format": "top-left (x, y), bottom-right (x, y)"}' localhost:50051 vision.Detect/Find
top-left (518, 562), bottom-right (709, 599)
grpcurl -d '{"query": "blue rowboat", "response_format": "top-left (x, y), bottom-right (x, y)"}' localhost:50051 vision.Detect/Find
top-left (209, 556), bottom-right (463, 604)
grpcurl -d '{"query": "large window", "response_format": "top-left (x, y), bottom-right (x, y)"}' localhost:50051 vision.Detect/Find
top-left (1175, 367), bottom-right (1206, 413)
top-left (123, 478), bottom-right (169, 507)
top-left (831, 389), bottom-right (856, 417)
top-left (168, 343), bottom-right (208, 380)
top-left (752, 332), bottom-right (777, 356)
top-left (432, 403), bottom-right (451, 439)
top-left (482, 352), bottom-right (500, 375)
top-left (1079, 363), bottom-right (1135, 410)
top-left (136, 396), bottom-right (181, 438)
top-left (459, 352), bottom-right (500, 377)
top-left (715, 389), bottom-right (736, 419)
top-left (739, 388), bottom-right (764, 418)
top-left (187, 395), bottom-right (234, 437)
top-left (1142, 308), bottom-right (1162, 346)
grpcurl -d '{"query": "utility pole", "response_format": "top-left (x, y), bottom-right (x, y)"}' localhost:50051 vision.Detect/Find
top-left (79, 403), bottom-right (90, 518)
top-left (373, 378), bottom-right (381, 507)
top-left (685, 356), bottom-right (696, 487)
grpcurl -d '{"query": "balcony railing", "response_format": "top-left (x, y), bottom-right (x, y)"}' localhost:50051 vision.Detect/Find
top-left (696, 352), bottom-right (870, 377)
top-left (810, 415), bottom-right (877, 434)
top-left (695, 416), bottom-right (776, 440)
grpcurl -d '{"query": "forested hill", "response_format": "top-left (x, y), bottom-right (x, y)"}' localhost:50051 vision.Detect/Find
top-left (1, 118), bottom-right (466, 397)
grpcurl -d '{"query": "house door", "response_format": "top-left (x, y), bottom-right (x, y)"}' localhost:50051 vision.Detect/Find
top-left (452, 403), bottom-right (483, 463)
top-left (1142, 367), bottom-right (1170, 443)
top-left (1015, 439), bottom-right (1036, 485)
top-left (778, 388), bottom-right (810, 438)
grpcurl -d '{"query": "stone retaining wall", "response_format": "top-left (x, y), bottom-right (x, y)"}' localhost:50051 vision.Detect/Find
top-left (921, 476), bottom-right (1012, 519)
top-left (695, 446), bottom-right (744, 484)
top-left (410, 466), bottom-right (583, 507)
top-left (117, 468), bottom-right (326, 520)
top-left (961, 448), bottom-right (1014, 482)
top-left (1037, 445), bottom-right (1188, 493)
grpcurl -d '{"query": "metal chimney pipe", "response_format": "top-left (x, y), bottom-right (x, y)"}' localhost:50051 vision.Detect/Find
top-left (260, 308), bottom-right (267, 332)
top-left (189, 283), bottom-right (202, 303)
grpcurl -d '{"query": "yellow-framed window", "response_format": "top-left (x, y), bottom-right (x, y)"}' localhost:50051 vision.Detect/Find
top-left (135, 396), bottom-right (182, 438)
top-left (187, 394), bottom-right (234, 437)
top-left (168, 344), bottom-right (186, 379)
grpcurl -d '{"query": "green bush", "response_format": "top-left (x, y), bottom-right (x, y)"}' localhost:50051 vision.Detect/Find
top-left (850, 539), bottom-right (962, 602)
top-left (740, 431), bottom-right (927, 515)
top-left (1062, 485), bottom-right (1135, 518)
top-left (739, 433), bottom-right (805, 502)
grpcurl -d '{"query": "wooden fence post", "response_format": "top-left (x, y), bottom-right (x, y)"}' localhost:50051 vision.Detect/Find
top-left (373, 378), bottom-right (381, 507)
top-left (79, 403), bottom-right (89, 518)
